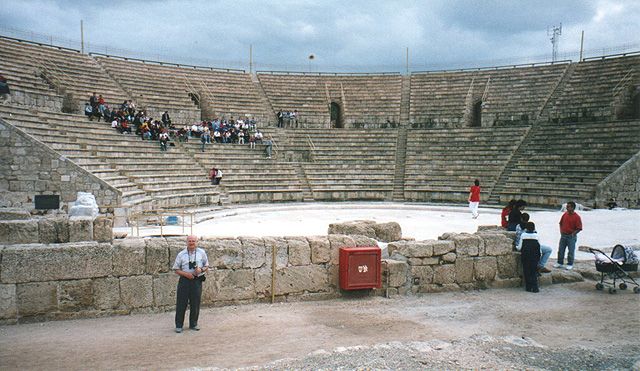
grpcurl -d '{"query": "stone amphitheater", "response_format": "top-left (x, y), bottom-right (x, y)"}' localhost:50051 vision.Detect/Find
top-left (0, 33), bottom-right (639, 334)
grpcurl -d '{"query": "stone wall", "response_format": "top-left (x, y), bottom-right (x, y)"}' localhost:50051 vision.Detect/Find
top-left (0, 118), bottom-right (121, 210)
top-left (0, 216), bottom-right (113, 245)
top-left (4, 91), bottom-right (63, 111)
top-left (595, 151), bottom-right (640, 208)
top-left (0, 230), bottom-right (524, 324)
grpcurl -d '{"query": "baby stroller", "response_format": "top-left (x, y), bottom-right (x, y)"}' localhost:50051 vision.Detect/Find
top-left (588, 245), bottom-right (639, 294)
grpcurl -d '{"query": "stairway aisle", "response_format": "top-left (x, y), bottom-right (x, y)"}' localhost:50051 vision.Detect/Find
top-left (392, 127), bottom-right (408, 201)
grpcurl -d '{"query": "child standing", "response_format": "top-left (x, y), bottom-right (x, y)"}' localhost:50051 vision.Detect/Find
top-left (519, 222), bottom-right (541, 293)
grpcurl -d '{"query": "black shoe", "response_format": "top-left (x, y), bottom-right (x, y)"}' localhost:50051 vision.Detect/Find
top-left (532, 288), bottom-right (539, 293)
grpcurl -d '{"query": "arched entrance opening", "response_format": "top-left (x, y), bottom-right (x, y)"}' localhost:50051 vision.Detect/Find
top-left (330, 102), bottom-right (343, 128)
top-left (471, 100), bottom-right (482, 127)
top-left (188, 92), bottom-right (201, 109)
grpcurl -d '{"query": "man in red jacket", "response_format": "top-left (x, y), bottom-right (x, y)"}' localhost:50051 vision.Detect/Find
top-left (554, 201), bottom-right (583, 270)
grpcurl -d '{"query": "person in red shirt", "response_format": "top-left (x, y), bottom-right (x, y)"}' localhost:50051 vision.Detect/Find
top-left (554, 201), bottom-right (583, 270)
top-left (468, 179), bottom-right (481, 219)
top-left (501, 199), bottom-right (516, 228)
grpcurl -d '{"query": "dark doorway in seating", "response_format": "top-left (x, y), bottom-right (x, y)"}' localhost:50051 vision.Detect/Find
top-left (471, 100), bottom-right (482, 127)
top-left (189, 92), bottom-right (201, 109)
top-left (330, 102), bottom-right (343, 128)
top-left (633, 90), bottom-right (640, 119)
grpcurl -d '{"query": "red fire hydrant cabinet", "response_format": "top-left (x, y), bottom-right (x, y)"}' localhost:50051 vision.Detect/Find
top-left (339, 246), bottom-right (382, 290)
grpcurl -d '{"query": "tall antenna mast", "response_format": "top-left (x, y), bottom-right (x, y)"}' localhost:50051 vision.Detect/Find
top-left (547, 23), bottom-right (562, 62)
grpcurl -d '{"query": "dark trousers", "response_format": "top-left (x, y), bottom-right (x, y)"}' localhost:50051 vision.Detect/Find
top-left (175, 276), bottom-right (202, 328)
top-left (521, 246), bottom-right (540, 291)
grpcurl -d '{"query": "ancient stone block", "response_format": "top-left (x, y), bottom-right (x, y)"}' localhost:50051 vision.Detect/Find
top-left (93, 216), bottom-right (113, 243)
top-left (166, 237), bottom-right (186, 265)
top-left (422, 257), bottom-right (440, 265)
top-left (433, 264), bottom-right (456, 285)
top-left (497, 253), bottom-right (521, 278)
top-left (0, 220), bottom-right (39, 244)
top-left (551, 269), bottom-right (584, 284)
top-left (0, 284), bottom-right (17, 319)
top-left (1, 242), bottom-right (112, 284)
top-left (119, 276), bottom-right (153, 309)
top-left (38, 217), bottom-right (70, 244)
top-left (112, 238), bottom-right (145, 276)
top-left (480, 233), bottom-right (513, 256)
top-left (201, 238), bottom-right (243, 269)
top-left (262, 237), bottom-right (288, 268)
top-left (68, 217), bottom-right (93, 242)
top-left (411, 265), bottom-right (434, 285)
top-left (239, 237), bottom-right (266, 269)
top-left (153, 273), bottom-right (178, 307)
top-left (328, 235), bottom-right (355, 264)
top-left (17, 281), bottom-right (57, 316)
top-left (455, 258), bottom-right (474, 284)
top-left (408, 258), bottom-right (423, 266)
top-left (384, 259), bottom-right (408, 287)
top-left (474, 257), bottom-right (498, 282)
top-left (92, 277), bottom-right (120, 310)
top-left (145, 238), bottom-right (169, 274)
top-left (308, 236), bottom-right (331, 264)
top-left (214, 269), bottom-right (256, 301)
top-left (442, 253), bottom-right (456, 263)
top-left (431, 240), bottom-right (456, 256)
top-left (450, 233), bottom-right (483, 257)
top-left (58, 279), bottom-right (93, 311)
top-left (0, 208), bottom-right (30, 220)
top-left (287, 237), bottom-right (311, 266)
top-left (328, 220), bottom-right (376, 238)
top-left (372, 222), bottom-right (402, 242)
top-left (352, 234), bottom-right (378, 247)
top-left (256, 265), bottom-right (329, 295)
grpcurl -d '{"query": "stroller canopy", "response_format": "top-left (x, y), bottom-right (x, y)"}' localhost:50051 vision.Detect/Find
top-left (611, 245), bottom-right (639, 264)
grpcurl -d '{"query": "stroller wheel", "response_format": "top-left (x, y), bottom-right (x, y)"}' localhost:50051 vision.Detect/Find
top-left (608, 288), bottom-right (617, 294)
top-left (634, 287), bottom-right (640, 294)
top-left (595, 283), bottom-right (604, 290)
top-left (619, 283), bottom-right (627, 290)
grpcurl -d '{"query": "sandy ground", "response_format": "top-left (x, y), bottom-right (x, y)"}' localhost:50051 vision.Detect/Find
top-left (1, 280), bottom-right (639, 370)
top-left (118, 202), bottom-right (640, 261)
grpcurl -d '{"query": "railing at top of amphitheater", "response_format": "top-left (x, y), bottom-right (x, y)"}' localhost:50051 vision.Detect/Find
top-left (412, 59), bottom-right (573, 74)
top-left (582, 50), bottom-right (640, 61)
top-left (0, 35), bottom-right (81, 54)
top-left (89, 52), bottom-right (246, 74)
top-left (256, 70), bottom-right (401, 76)
top-left (129, 209), bottom-right (196, 237)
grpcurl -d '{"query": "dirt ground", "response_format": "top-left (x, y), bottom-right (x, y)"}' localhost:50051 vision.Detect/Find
top-left (1, 280), bottom-right (639, 370)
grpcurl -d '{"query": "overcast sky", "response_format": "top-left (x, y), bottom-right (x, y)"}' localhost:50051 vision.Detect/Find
top-left (1, 0), bottom-right (639, 72)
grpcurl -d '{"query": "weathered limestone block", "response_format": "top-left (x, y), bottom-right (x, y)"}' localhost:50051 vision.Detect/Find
top-left (474, 257), bottom-right (498, 281)
top-left (389, 240), bottom-right (437, 258)
top-left (239, 237), bottom-right (266, 269)
top-left (38, 217), bottom-right (69, 244)
top-left (0, 220), bottom-right (39, 244)
top-left (58, 279), bottom-right (93, 311)
top-left (287, 237), bottom-right (311, 266)
top-left (112, 238), bottom-right (145, 276)
top-left (491, 277), bottom-right (522, 289)
top-left (308, 236), bottom-right (331, 264)
top-left (119, 275), bottom-right (153, 309)
top-left (328, 235), bottom-right (355, 264)
top-left (262, 237), bottom-right (288, 268)
top-left (442, 252), bottom-right (456, 263)
top-left (497, 253), bottom-right (521, 278)
top-left (455, 257), bottom-right (475, 284)
top-left (153, 273), bottom-right (178, 307)
top-left (448, 233), bottom-right (483, 257)
top-left (68, 217), bottom-right (94, 242)
top-left (432, 240), bottom-right (456, 256)
top-left (92, 277), bottom-right (120, 310)
top-left (476, 225), bottom-right (504, 232)
top-left (166, 237), bottom-right (186, 266)
top-left (1, 242), bottom-right (112, 283)
top-left (352, 234), bottom-right (378, 247)
top-left (0, 208), bottom-right (30, 220)
top-left (256, 265), bottom-right (329, 295)
top-left (411, 265), bottom-right (434, 285)
top-left (93, 216), bottom-right (113, 243)
top-left (145, 238), bottom-right (169, 274)
top-left (0, 284), bottom-right (17, 319)
top-left (384, 259), bottom-right (408, 287)
top-left (17, 281), bottom-right (57, 316)
top-left (372, 222), bottom-right (402, 242)
top-left (422, 257), bottom-right (440, 265)
top-left (214, 269), bottom-right (256, 301)
top-left (202, 238), bottom-right (243, 269)
top-left (328, 220), bottom-right (377, 238)
top-left (409, 257), bottom-right (422, 266)
top-left (480, 233), bottom-right (513, 256)
top-left (551, 269), bottom-right (584, 284)
top-left (433, 264), bottom-right (456, 285)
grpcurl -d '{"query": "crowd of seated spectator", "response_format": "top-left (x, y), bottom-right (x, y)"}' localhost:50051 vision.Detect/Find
top-left (183, 116), bottom-right (260, 145)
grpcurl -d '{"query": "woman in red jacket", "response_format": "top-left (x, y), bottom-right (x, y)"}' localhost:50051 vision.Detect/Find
top-left (468, 179), bottom-right (481, 219)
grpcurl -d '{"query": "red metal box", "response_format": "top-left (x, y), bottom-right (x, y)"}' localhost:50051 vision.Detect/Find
top-left (339, 246), bottom-right (382, 290)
